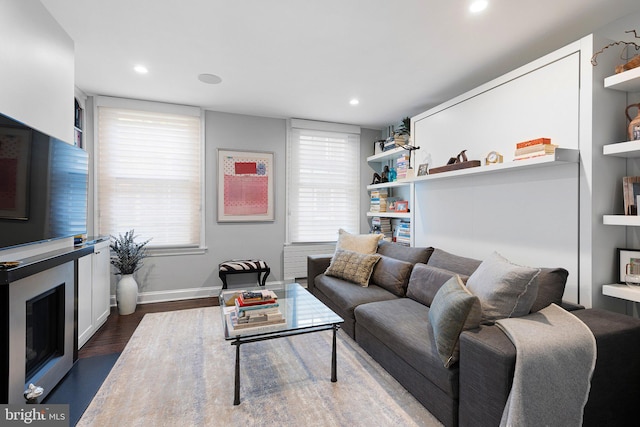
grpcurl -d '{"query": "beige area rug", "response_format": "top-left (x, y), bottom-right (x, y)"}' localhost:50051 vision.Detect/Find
top-left (78, 307), bottom-right (442, 427)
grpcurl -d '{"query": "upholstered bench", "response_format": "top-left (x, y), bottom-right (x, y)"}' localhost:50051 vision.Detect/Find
top-left (218, 260), bottom-right (270, 289)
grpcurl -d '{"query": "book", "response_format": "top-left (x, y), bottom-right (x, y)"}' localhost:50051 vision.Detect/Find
top-left (514, 144), bottom-right (557, 156)
top-left (226, 312), bottom-right (286, 332)
top-left (513, 150), bottom-right (555, 161)
top-left (237, 289), bottom-right (278, 306)
top-left (515, 137), bottom-right (551, 149)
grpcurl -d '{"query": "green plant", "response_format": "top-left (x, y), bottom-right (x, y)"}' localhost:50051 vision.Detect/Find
top-left (110, 230), bottom-right (151, 275)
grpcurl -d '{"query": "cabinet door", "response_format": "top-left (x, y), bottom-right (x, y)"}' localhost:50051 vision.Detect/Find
top-left (77, 254), bottom-right (93, 349)
top-left (92, 241), bottom-right (111, 327)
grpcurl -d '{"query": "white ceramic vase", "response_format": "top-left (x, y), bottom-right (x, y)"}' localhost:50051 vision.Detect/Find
top-left (117, 274), bottom-right (138, 315)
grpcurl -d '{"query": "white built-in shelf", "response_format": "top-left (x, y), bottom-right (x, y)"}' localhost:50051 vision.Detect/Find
top-left (367, 147), bottom-right (407, 163)
top-left (366, 212), bottom-right (411, 219)
top-left (603, 215), bottom-right (640, 226)
top-left (602, 284), bottom-right (640, 303)
top-left (409, 148), bottom-right (579, 183)
top-left (604, 66), bottom-right (640, 92)
top-left (602, 140), bottom-right (640, 157)
top-left (367, 180), bottom-right (412, 191)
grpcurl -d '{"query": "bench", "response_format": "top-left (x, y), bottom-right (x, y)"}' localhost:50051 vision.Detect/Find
top-left (219, 260), bottom-right (270, 289)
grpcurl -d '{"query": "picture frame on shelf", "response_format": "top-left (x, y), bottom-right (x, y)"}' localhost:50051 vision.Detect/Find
top-left (395, 200), bottom-right (409, 213)
top-left (417, 163), bottom-right (429, 176)
top-left (217, 149), bottom-right (275, 222)
top-left (617, 248), bottom-right (640, 283)
top-left (622, 176), bottom-right (640, 215)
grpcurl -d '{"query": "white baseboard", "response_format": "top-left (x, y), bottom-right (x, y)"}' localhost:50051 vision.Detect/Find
top-left (109, 280), bottom-right (285, 307)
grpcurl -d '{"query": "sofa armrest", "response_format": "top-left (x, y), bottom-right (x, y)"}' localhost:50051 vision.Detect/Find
top-left (559, 300), bottom-right (585, 311)
top-left (458, 308), bottom-right (640, 427)
top-left (458, 325), bottom-right (515, 427)
top-left (307, 254), bottom-right (332, 293)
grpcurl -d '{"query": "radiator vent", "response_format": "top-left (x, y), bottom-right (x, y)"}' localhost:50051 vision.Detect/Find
top-left (283, 244), bottom-right (335, 281)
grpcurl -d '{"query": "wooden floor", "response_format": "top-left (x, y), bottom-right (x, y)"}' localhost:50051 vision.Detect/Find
top-left (78, 297), bottom-right (219, 358)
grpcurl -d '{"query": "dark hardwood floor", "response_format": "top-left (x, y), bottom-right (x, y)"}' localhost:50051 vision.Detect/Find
top-left (78, 297), bottom-right (219, 358)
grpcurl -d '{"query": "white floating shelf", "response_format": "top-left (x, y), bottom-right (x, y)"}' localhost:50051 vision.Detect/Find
top-left (367, 180), bottom-right (412, 190)
top-left (409, 148), bottom-right (579, 183)
top-left (366, 212), bottom-right (411, 219)
top-left (603, 284), bottom-right (640, 303)
top-left (603, 215), bottom-right (640, 226)
top-left (604, 67), bottom-right (640, 92)
top-left (367, 147), bottom-right (407, 163)
top-left (602, 140), bottom-right (640, 157)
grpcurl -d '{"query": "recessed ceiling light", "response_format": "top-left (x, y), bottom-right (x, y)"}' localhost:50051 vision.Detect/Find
top-left (349, 99), bottom-right (359, 106)
top-left (469, 0), bottom-right (488, 13)
top-left (134, 65), bottom-right (148, 74)
top-left (198, 73), bottom-right (222, 84)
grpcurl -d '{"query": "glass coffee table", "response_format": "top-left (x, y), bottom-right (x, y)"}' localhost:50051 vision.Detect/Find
top-left (219, 282), bottom-right (344, 405)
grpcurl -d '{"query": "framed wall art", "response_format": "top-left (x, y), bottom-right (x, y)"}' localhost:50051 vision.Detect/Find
top-left (618, 248), bottom-right (640, 283)
top-left (217, 149), bottom-right (274, 222)
top-left (0, 126), bottom-right (31, 219)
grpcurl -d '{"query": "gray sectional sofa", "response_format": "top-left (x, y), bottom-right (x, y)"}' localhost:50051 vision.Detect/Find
top-left (307, 241), bottom-right (640, 427)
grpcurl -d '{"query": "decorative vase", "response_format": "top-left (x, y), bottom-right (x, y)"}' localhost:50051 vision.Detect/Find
top-left (626, 103), bottom-right (640, 141)
top-left (116, 274), bottom-right (138, 315)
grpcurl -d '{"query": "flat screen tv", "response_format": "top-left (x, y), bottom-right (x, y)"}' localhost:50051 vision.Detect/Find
top-left (0, 112), bottom-right (88, 251)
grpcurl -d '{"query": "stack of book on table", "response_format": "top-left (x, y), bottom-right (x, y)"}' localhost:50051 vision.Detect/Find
top-left (513, 138), bottom-right (557, 161)
top-left (229, 290), bottom-right (285, 330)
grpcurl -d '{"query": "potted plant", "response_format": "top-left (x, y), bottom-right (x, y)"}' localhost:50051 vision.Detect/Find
top-left (110, 230), bottom-right (151, 315)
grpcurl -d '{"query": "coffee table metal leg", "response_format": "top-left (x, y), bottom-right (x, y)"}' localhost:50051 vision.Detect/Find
top-left (234, 340), bottom-right (241, 405)
top-left (331, 324), bottom-right (338, 382)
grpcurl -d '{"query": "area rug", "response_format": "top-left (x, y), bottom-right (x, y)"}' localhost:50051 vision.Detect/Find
top-left (78, 306), bottom-right (442, 427)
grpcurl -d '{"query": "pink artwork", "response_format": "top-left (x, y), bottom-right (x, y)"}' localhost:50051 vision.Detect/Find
top-left (218, 150), bottom-right (273, 221)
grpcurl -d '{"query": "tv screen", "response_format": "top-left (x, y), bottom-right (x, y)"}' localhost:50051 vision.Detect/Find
top-left (0, 112), bottom-right (88, 250)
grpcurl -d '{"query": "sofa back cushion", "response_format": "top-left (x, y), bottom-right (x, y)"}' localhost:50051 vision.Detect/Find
top-left (377, 240), bottom-right (434, 264)
top-left (426, 248), bottom-right (482, 276)
top-left (370, 255), bottom-right (414, 297)
top-left (530, 267), bottom-right (569, 312)
top-left (406, 264), bottom-right (470, 307)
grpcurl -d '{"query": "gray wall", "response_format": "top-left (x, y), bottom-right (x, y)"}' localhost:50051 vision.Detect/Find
top-left (117, 110), bottom-right (380, 299)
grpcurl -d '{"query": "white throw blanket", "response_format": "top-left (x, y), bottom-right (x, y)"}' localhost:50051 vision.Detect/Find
top-left (496, 304), bottom-right (596, 427)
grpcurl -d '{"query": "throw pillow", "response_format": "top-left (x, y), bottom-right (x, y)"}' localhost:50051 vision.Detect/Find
top-left (335, 228), bottom-right (382, 255)
top-left (325, 248), bottom-right (381, 287)
top-left (406, 264), bottom-right (470, 307)
top-left (429, 275), bottom-right (481, 368)
top-left (466, 252), bottom-right (541, 324)
top-left (529, 267), bottom-right (569, 312)
top-left (370, 255), bottom-right (414, 297)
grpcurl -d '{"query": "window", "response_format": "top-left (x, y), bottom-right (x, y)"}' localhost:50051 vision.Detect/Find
top-left (96, 97), bottom-right (202, 248)
top-left (287, 119), bottom-right (360, 243)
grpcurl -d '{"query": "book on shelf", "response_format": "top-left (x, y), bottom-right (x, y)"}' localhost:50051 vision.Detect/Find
top-left (513, 151), bottom-right (556, 161)
top-left (514, 143), bottom-right (558, 156)
top-left (515, 137), bottom-right (551, 149)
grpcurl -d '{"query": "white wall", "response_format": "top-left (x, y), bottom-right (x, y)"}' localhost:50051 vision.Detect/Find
top-left (0, 0), bottom-right (74, 142)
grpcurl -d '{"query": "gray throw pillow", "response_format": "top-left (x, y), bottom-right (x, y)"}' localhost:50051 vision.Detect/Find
top-left (466, 252), bottom-right (540, 324)
top-left (325, 248), bottom-right (381, 287)
top-left (406, 264), bottom-right (469, 307)
top-left (371, 255), bottom-right (414, 297)
top-left (529, 267), bottom-right (569, 312)
top-left (429, 275), bottom-right (481, 368)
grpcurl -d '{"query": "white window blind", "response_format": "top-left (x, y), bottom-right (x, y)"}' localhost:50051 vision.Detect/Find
top-left (287, 121), bottom-right (360, 243)
top-left (97, 104), bottom-right (202, 248)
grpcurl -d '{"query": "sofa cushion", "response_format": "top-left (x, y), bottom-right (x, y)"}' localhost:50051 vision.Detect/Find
top-left (336, 228), bottom-right (382, 254)
top-left (406, 264), bottom-right (470, 307)
top-left (325, 249), bottom-right (381, 286)
top-left (314, 274), bottom-right (398, 322)
top-left (429, 275), bottom-right (482, 368)
top-left (466, 252), bottom-right (540, 324)
top-left (426, 248), bottom-right (482, 276)
top-left (530, 267), bottom-right (569, 312)
top-left (377, 240), bottom-right (434, 264)
top-left (371, 255), bottom-right (414, 297)
top-left (354, 298), bottom-right (460, 398)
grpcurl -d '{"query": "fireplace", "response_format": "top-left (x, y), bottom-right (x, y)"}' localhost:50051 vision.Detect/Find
top-left (5, 262), bottom-right (74, 403)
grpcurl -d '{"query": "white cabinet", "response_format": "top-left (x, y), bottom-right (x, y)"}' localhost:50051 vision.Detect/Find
top-left (77, 240), bottom-right (110, 349)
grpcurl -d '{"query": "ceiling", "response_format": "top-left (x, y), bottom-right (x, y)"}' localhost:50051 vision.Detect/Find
top-left (41, 0), bottom-right (640, 130)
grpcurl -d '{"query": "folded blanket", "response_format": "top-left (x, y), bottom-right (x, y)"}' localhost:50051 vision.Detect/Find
top-left (496, 304), bottom-right (596, 427)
